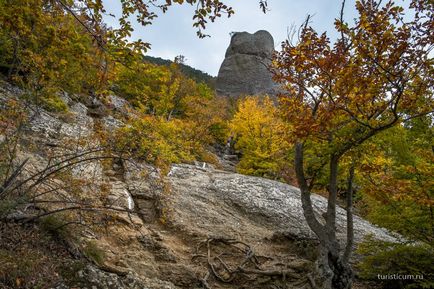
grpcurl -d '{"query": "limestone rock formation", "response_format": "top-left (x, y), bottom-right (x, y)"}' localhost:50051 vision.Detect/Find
top-left (216, 30), bottom-right (279, 97)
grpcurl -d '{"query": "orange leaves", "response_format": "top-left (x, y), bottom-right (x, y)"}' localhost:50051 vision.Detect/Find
top-left (272, 2), bottom-right (432, 243)
top-left (273, 0), bottom-right (433, 158)
top-left (0, 0), bottom-right (106, 110)
top-left (363, 161), bottom-right (433, 206)
top-left (358, 123), bottom-right (434, 219)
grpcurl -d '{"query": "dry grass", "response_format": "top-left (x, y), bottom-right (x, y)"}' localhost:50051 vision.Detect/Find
top-left (0, 222), bottom-right (85, 289)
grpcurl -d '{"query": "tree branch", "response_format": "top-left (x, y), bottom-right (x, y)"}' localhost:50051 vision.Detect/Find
top-left (343, 164), bottom-right (355, 262)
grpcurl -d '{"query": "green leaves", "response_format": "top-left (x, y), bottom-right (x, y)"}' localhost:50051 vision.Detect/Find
top-left (357, 238), bottom-right (434, 289)
top-left (0, 0), bottom-right (102, 110)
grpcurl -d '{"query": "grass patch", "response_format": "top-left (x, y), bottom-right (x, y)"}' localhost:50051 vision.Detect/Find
top-left (83, 240), bottom-right (106, 266)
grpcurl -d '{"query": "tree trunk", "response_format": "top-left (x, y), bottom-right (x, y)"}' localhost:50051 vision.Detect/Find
top-left (294, 143), bottom-right (354, 289)
top-left (328, 246), bottom-right (353, 289)
top-left (311, 243), bottom-right (353, 289)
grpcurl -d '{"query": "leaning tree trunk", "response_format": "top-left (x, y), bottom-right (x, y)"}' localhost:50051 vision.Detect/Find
top-left (294, 143), bottom-right (354, 289)
top-left (309, 225), bottom-right (354, 289)
top-left (308, 228), bottom-right (354, 289)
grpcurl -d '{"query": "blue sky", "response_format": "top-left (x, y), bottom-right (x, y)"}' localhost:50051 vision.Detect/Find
top-left (103, 0), bottom-right (407, 76)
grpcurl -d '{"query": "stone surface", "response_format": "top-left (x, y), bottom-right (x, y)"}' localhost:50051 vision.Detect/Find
top-left (102, 115), bottom-right (125, 131)
top-left (167, 164), bottom-right (400, 246)
top-left (216, 30), bottom-right (280, 97)
top-left (107, 180), bottom-right (135, 210)
top-left (28, 100), bottom-right (93, 139)
top-left (124, 161), bottom-right (162, 223)
top-left (54, 264), bottom-right (177, 289)
top-left (108, 94), bottom-right (132, 116)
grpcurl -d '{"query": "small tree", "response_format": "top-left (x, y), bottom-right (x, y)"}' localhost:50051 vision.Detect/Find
top-left (229, 96), bottom-right (292, 179)
top-left (273, 0), bottom-right (433, 288)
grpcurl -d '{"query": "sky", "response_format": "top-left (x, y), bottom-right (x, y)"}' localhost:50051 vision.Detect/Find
top-left (102, 0), bottom-right (403, 76)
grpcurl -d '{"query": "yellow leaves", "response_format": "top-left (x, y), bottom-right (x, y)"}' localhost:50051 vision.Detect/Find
top-left (229, 96), bottom-right (292, 178)
top-left (0, 0), bottom-right (104, 109)
top-left (59, 59), bottom-right (68, 66)
top-left (115, 111), bottom-right (220, 172)
top-left (113, 61), bottom-right (217, 122)
top-left (360, 152), bottom-right (392, 174)
top-left (358, 123), bottom-right (433, 210)
top-left (111, 60), bottom-right (226, 171)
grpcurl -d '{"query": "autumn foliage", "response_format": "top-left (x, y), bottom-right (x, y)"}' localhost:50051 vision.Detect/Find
top-left (272, 0), bottom-right (433, 288)
top-left (229, 96), bottom-right (292, 179)
top-left (0, 0), bottom-right (229, 173)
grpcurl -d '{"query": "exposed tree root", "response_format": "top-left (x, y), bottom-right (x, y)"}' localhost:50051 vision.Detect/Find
top-left (192, 236), bottom-right (311, 288)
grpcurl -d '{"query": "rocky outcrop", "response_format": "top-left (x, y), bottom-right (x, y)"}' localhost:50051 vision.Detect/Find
top-left (166, 164), bottom-right (400, 247)
top-left (1, 80), bottom-right (402, 289)
top-left (216, 30), bottom-right (279, 97)
top-left (54, 264), bottom-right (177, 289)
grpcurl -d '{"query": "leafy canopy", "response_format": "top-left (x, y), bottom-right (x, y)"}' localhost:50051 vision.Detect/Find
top-left (272, 1), bottom-right (433, 286)
top-left (274, 0), bottom-right (433, 157)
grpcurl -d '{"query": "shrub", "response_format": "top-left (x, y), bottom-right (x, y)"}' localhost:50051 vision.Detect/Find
top-left (115, 116), bottom-right (210, 173)
top-left (357, 237), bottom-right (434, 289)
top-left (38, 214), bottom-right (72, 240)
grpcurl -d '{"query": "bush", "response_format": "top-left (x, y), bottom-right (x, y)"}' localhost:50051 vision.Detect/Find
top-left (38, 214), bottom-right (72, 240)
top-left (39, 93), bottom-right (68, 112)
top-left (115, 116), bottom-right (211, 173)
top-left (357, 237), bottom-right (434, 289)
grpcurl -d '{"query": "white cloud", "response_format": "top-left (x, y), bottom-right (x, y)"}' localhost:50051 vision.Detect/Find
top-left (102, 0), bottom-right (409, 76)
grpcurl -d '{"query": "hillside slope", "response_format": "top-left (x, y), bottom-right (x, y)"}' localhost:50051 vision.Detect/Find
top-left (0, 80), bottom-right (400, 289)
top-left (143, 55), bottom-right (216, 88)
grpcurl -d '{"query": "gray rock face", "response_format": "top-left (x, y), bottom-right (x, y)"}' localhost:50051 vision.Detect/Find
top-left (54, 265), bottom-right (176, 289)
top-left (2, 80), bottom-right (405, 288)
top-left (216, 30), bottom-right (279, 97)
top-left (167, 164), bottom-right (400, 247)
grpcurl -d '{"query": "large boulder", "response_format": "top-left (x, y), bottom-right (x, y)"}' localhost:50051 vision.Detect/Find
top-left (216, 30), bottom-right (279, 97)
top-left (166, 164), bottom-right (400, 247)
